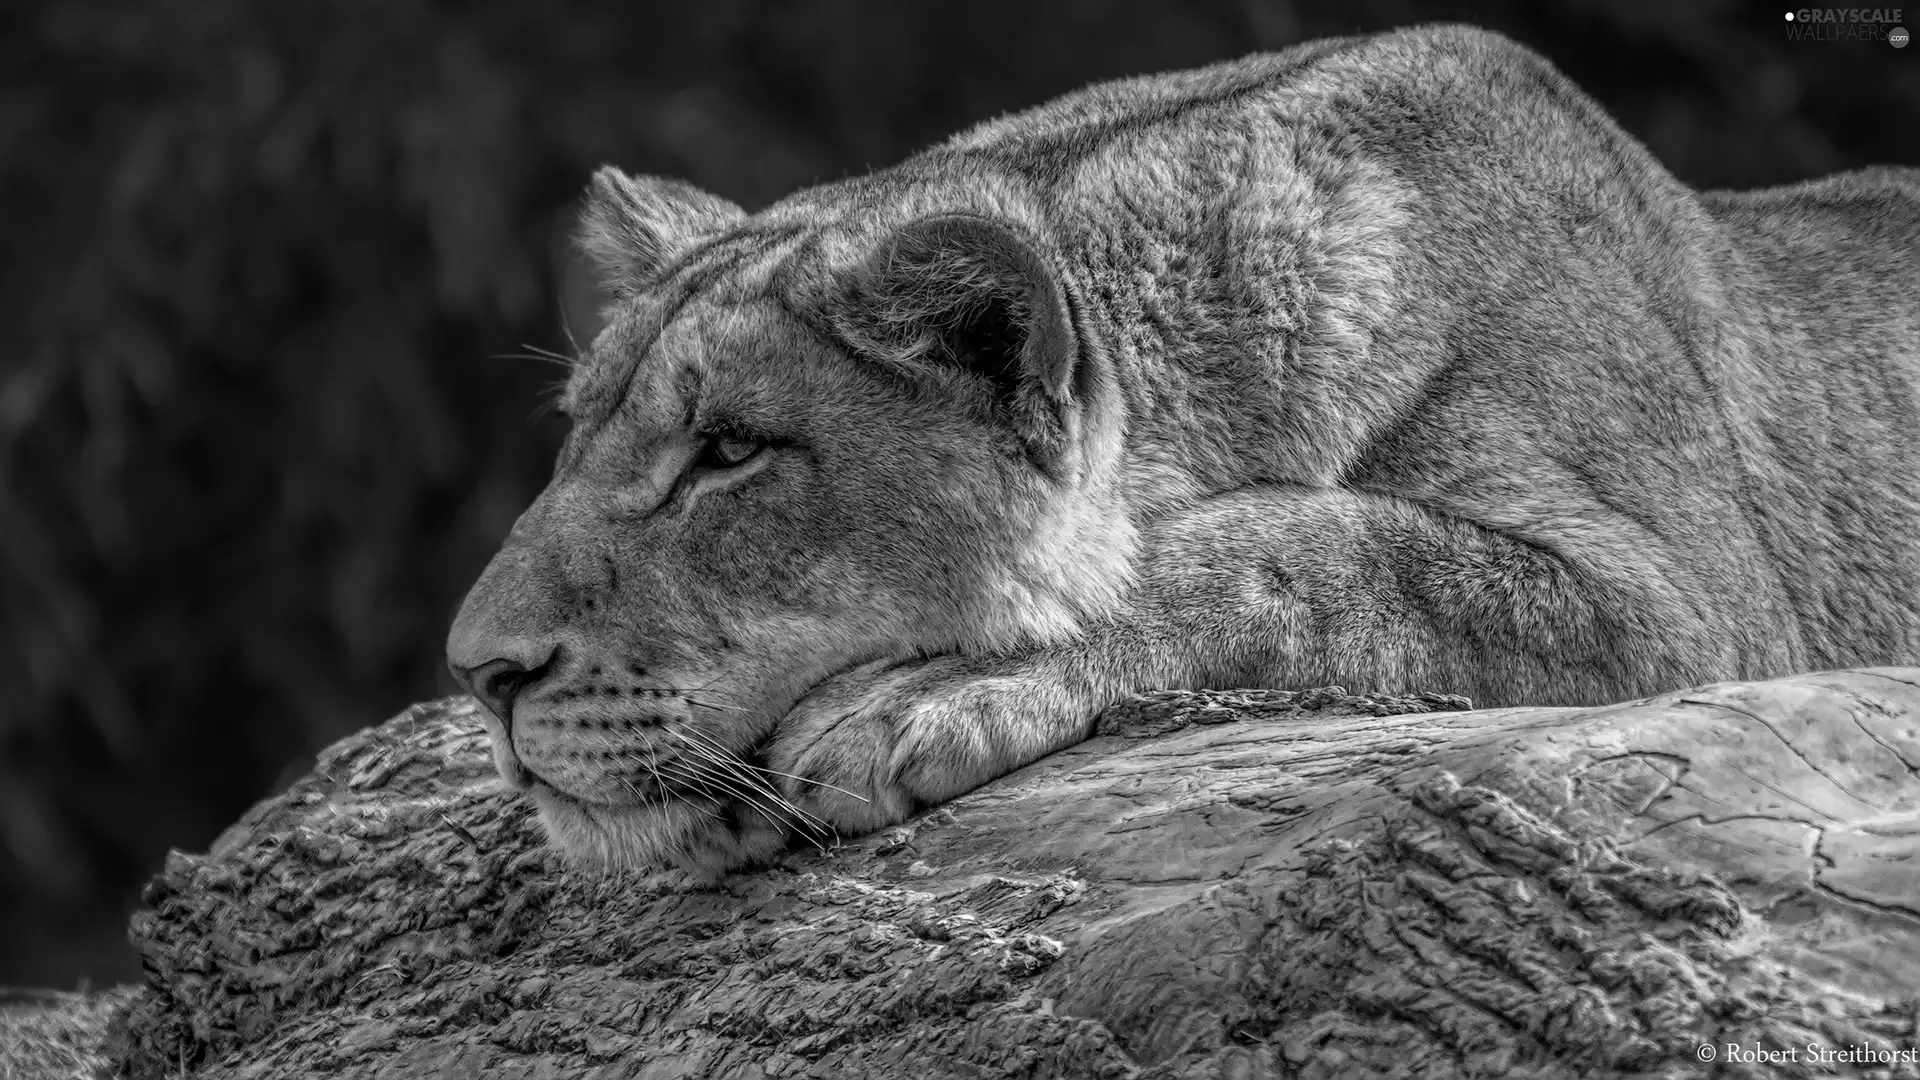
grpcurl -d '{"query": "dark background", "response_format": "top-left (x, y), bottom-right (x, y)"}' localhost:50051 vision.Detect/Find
top-left (3, 0), bottom-right (1914, 990)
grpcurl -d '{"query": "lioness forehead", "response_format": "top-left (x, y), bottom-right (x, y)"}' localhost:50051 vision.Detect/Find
top-left (566, 253), bottom-right (776, 408)
top-left (566, 302), bottom-right (750, 430)
top-left (565, 276), bottom-right (852, 463)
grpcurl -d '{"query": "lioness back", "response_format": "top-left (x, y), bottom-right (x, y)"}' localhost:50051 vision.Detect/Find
top-left (448, 24), bottom-right (1920, 879)
top-left (1695, 167), bottom-right (1920, 668)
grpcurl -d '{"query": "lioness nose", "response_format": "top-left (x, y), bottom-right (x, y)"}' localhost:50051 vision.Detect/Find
top-left (451, 654), bottom-right (551, 726)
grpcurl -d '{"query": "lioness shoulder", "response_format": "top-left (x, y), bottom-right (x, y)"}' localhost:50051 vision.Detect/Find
top-left (447, 24), bottom-right (1920, 879)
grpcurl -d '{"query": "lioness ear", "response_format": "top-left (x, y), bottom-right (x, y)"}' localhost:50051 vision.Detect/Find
top-left (575, 167), bottom-right (743, 300)
top-left (833, 214), bottom-right (1083, 471)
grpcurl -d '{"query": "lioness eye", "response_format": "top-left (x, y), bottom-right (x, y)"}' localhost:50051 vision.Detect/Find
top-left (702, 436), bottom-right (763, 469)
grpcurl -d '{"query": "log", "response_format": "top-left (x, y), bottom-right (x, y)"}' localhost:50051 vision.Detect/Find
top-left (96, 669), bottom-right (1920, 1078)
top-left (0, 987), bottom-right (137, 1080)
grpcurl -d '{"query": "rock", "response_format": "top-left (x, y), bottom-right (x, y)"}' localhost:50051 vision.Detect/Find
top-left (102, 669), bottom-right (1920, 1078)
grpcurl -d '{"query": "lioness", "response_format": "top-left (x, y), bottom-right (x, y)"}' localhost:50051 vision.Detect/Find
top-left (447, 24), bottom-right (1920, 880)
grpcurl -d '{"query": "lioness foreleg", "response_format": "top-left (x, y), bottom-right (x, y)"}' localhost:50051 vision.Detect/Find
top-left (769, 484), bottom-right (1714, 835)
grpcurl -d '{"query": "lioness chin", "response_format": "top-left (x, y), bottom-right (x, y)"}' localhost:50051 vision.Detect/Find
top-left (446, 24), bottom-right (1920, 881)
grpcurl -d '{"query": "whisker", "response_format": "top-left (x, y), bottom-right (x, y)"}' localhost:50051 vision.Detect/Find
top-left (530, 372), bottom-right (572, 422)
top-left (620, 675), bottom-right (750, 712)
top-left (675, 724), bottom-right (870, 804)
top-left (623, 754), bottom-right (662, 815)
top-left (659, 757), bottom-right (827, 842)
top-left (643, 761), bottom-right (718, 823)
top-left (492, 349), bottom-right (575, 369)
top-left (681, 695), bottom-right (743, 714)
top-left (678, 673), bottom-right (751, 706)
top-left (618, 775), bottom-right (658, 817)
top-left (674, 748), bottom-right (826, 832)
top-left (669, 722), bottom-right (748, 758)
top-left (658, 758), bottom-right (768, 817)
top-left (526, 341), bottom-right (580, 363)
top-left (663, 735), bottom-right (835, 838)
top-left (728, 761), bottom-right (869, 803)
top-left (586, 729), bottom-right (710, 824)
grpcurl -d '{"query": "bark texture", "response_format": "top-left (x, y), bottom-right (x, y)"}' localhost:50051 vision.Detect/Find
top-left (97, 669), bottom-right (1920, 1078)
top-left (1, 987), bottom-right (137, 1080)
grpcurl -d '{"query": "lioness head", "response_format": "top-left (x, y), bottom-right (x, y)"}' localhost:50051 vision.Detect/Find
top-left (446, 165), bottom-right (1134, 876)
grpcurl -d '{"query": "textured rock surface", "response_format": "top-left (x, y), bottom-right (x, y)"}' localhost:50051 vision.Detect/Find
top-left (87, 669), bottom-right (1920, 1078)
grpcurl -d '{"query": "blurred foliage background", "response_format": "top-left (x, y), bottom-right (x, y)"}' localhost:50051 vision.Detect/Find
top-left (3, 0), bottom-right (1915, 989)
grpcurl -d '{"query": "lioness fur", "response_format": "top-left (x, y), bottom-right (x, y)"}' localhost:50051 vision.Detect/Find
top-left (447, 24), bottom-right (1920, 880)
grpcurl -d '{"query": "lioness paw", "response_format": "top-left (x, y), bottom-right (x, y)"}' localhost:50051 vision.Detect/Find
top-left (767, 657), bottom-right (1076, 837)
